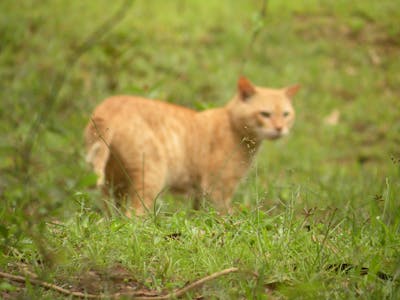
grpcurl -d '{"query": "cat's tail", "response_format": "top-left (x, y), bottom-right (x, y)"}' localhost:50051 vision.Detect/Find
top-left (84, 116), bottom-right (113, 187)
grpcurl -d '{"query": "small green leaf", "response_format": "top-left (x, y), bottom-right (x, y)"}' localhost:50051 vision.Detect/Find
top-left (77, 173), bottom-right (98, 188)
top-left (0, 224), bottom-right (8, 239)
top-left (0, 281), bottom-right (17, 292)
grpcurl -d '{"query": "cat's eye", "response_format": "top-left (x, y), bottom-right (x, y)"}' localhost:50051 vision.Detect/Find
top-left (283, 111), bottom-right (290, 117)
top-left (260, 111), bottom-right (271, 118)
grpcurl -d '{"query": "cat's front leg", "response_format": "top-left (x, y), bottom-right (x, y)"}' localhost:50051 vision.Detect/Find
top-left (203, 185), bottom-right (235, 215)
top-left (210, 192), bottom-right (233, 215)
top-left (199, 176), bottom-right (236, 214)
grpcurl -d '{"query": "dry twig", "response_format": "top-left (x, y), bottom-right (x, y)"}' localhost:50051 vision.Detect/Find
top-left (0, 267), bottom-right (239, 299)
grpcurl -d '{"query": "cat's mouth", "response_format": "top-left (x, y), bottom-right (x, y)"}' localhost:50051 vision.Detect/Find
top-left (265, 129), bottom-right (288, 140)
top-left (253, 128), bottom-right (289, 141)
top-left (267, 132), bottom-right (283, 140)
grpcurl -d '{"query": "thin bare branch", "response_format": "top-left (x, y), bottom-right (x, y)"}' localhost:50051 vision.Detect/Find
top-left (0, 267), bottom-right (239, 299)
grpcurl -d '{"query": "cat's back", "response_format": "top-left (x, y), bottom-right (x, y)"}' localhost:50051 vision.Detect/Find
top-left (92, 95), bottom-right (196, 124)
top-left (88, 96), bottom-right (199, 156)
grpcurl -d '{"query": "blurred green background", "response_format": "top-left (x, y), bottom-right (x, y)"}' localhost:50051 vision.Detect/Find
top-left (1, 0), bottom-right (399, 216)
top-left (0, 0), bottom-right (399, 296)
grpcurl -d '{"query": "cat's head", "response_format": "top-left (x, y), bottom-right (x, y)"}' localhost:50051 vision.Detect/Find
top-left (228, 76), bottom-right (300, 141)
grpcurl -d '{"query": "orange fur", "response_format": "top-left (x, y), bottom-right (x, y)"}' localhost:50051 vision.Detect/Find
top-left (84, 77), bottom-right (300, 216)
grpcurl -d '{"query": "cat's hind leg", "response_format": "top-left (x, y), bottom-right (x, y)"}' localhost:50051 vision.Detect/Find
top-left (125, 164), bottom-right (167, 217)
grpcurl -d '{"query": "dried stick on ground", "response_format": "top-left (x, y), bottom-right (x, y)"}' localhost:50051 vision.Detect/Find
top-left (0, 267), bottom-right (239, 299)
top-left (0, 271), bottom-right (100, 299)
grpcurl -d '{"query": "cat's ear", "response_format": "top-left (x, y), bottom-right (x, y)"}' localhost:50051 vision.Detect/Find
top-left (284, 84), bottom-right (301, 98)
top-left (238, 76), bottom-right (256, 101)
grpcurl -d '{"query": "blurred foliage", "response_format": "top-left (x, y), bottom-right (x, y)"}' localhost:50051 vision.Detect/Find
top-left (0, 1), bottom-right (399, 296)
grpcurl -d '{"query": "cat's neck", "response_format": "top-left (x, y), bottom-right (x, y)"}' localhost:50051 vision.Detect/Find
top-left (222, 105), bottom-right (259, 147)
top-left (240, 136), bottom-right (261, 156)
top-left (198, 105), bottom-right (261, 160)
top-left (222, 107), bottom-right (262, 159)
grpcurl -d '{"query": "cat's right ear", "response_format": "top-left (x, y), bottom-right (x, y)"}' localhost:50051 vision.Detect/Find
top-left (238, 76), bottom-right (256, 101)
top-left (284, 84), bottom-right (301, 98)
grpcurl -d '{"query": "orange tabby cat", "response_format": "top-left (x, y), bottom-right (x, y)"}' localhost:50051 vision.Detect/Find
top-left (84, 77), bottom-right (300, 216)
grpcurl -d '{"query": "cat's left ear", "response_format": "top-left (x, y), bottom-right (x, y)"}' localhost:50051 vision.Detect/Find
top-left (284, 84), bottom-right (301, 99)
top-left (238, 76), bottom-right (256, 101)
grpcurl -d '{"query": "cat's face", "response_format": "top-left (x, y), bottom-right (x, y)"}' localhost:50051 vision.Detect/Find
top-left (229, 77), bottom-right (300, 141)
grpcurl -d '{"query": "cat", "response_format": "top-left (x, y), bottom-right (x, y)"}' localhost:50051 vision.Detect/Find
top-left (84, 76), bottom-right (300, 216)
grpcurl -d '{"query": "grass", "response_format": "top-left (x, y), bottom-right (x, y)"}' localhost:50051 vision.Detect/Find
top-left (1, 0), bottom-right (400, 298)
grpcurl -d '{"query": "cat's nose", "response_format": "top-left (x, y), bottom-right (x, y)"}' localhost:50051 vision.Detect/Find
top-left (275, 126), bottom-right (283, 133)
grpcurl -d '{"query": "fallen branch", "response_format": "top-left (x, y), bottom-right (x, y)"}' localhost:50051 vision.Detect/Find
top-left (147, 267), bottom-right (239, 300)
top-left (0, 267), bottom-right (239, 299)
top-left (0, 271), bottom-right (99, 299)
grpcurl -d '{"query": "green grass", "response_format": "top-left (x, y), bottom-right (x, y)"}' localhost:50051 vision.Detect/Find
top-left (1, 0), bottom-right (399, 298)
